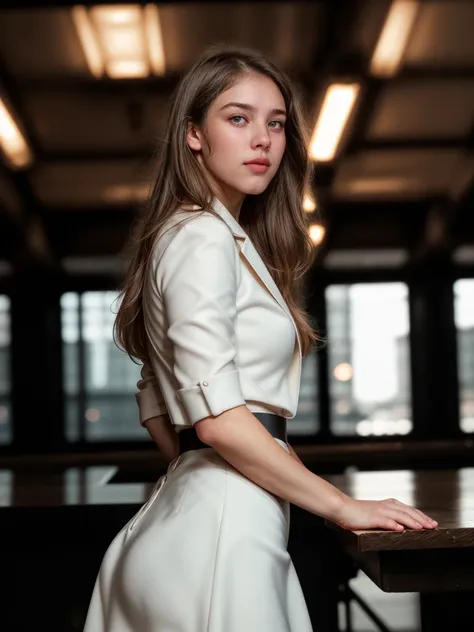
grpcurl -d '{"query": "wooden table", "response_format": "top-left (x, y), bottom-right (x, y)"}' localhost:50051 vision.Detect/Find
top-left (325, 468), bottom-right (474, 632)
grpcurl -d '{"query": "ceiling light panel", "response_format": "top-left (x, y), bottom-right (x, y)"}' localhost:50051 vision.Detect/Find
top-left (72, 3), bottom-right (166, 79)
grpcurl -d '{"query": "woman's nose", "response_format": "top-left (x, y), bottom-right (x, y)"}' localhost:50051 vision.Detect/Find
top-left (251, 125), bottom-right (271, 149)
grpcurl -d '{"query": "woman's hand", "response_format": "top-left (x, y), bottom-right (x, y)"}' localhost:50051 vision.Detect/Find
top-left (145, 414), bottom-right (179, 463)
top-left (335, 496), bottom-right (438, 532)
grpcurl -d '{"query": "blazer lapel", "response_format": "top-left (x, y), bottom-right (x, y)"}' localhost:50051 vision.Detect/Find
top-left (212, 199), bottom-right (302, 353)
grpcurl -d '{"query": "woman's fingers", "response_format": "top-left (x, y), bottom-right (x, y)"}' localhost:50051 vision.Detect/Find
top-left (389, 499), bottom-right (437, 527)
top-left (382, 519), bottom-right (405, 532)
top-left (388, 509), bottom-right (425, 530)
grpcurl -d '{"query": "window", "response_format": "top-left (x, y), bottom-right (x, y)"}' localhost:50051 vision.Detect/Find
top-left (61, 291), bottom-right (145, 441)
top-left (326, 283), bottom-right (412, 437)
top-left (0, 296), bottom-right (11, 445)
top-left (290, 354), bottom-right (319, 435)
top-left (454, 279), bottom-right (474, 434)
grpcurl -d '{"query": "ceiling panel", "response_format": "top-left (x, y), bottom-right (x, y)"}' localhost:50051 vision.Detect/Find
top-left (22, 91), bottom-right (170, 153)
top-left (332, 149), bottom-right (468, 200)
top-left (0, 9), bottom-right (88, 78)
top-left (159, 2), bottom-right (321, 74)
top-left (29, 160), bottom-right (152, 208)
top-left (404, 1), bottom-right (474, 68)
top-left (367, 79), bottom-right (474, 139)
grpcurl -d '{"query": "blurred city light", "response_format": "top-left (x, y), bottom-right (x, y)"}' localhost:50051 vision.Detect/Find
top-left (85, 408), bottom-right (101, 423)
top-left (356, 418), bottom-right (413, 436)
top-left (333, 362), bottom-right (354, 382)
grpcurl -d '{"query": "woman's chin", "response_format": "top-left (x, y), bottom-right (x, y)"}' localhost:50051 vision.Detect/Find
top-left (238, 180), bottom-right (271, 196)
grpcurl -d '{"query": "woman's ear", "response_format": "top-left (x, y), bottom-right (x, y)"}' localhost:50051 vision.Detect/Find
top-left (186, 122), bottom-right (202, 152)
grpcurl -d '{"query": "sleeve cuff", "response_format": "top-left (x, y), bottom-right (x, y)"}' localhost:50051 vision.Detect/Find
top-left (176, 369), bottom-right (246, 425)
top-left (135, 387), bottom-right (169, 427)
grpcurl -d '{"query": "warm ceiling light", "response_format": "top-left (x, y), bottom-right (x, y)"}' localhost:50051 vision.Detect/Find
top-left (144, 3), bottom-right (166, 76)
top-left (309, 223), bottom-right (326, 246)
top-left (94, 5), bottom-right (141, 25)
top-left (100, 25), bottom-right (143, 58)
top-left (71, 5), bottom-right (104, 78)
top-left (0, 99), bottom-right (33, 169)
top-left (370, 1), bottom-right (420, 78)
top-left (309, 83), bottom-right (360, 162)
top-left (303, 194), bottom-right (317, 213)
top-left (107, 59), bottom-right (149, 79)
top-left (103, 183), bottom-right (149, 203)
top-left (72, 4), bottom-right (166, 79)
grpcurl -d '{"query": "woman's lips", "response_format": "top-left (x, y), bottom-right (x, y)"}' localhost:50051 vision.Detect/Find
top-left (245, 163), bottom-right (269, 174)
top-left (244, 158), bottom-right (270, 174)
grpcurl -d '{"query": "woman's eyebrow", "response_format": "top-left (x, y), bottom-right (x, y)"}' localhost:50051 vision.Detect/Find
top-left (219, 102), bottom-right (287, 116)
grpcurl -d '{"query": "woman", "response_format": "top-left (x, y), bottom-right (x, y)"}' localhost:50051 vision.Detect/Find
top-left (84, 46), bottom-right (437, 631)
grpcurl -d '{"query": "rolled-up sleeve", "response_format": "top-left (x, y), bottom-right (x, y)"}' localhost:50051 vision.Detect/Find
top-left (135, 364), bottom-right (168, 426)
top-left (158, 215), bottom-right (245, 424)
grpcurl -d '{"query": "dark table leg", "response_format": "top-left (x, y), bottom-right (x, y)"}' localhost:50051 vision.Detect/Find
top-left (419, 592), bottom-right (474, 632)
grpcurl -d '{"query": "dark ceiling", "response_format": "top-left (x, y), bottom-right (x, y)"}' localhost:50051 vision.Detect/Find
top-left (0, 0), bottom-right (473, 275)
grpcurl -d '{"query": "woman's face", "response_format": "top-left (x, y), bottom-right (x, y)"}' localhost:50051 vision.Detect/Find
top-left (187, 72), bottom-right (287, 214)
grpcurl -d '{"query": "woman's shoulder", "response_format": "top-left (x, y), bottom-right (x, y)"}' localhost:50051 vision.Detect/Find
top-left (152, 205), bottom-right (233, 262)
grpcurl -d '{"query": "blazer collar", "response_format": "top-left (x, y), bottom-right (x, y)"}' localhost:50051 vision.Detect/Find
top-left (211, 197), bottom-right (247, 239)
top-left (211, 198), bottom-right (302, 352)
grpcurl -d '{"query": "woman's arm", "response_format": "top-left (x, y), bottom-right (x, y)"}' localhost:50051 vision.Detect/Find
top-left (195, 406), bottom-right (437, 531)
top-left (196, 407), bottom-right (345, 521)
top-left (288, 443), bottom-right (303, 465)
top-left (135, 365), bottom-right (178, 461)
top-left (144, 413), bottom-right (179, 462)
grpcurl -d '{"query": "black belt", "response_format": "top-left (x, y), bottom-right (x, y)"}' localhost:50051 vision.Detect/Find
top-left (178, 412), bottom-right (287, 454)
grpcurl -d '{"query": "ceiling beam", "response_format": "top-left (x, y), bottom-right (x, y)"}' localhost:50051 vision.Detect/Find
top-left (2, 0), bottom-right (305, 7)
top-left (358, 138), bottom-right (470, 151)
top-left (397, 67), bottom-right (474, 81)
top-left (15, 73), bottom-right (181, 96)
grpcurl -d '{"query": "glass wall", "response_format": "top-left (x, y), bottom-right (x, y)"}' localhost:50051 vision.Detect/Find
top-left (61, 291), bottom-right (145, 441)
top-left (454, 279), bottom-right (474, 433)
top-left (326, 283), bottom-right (412, 437)
top-left (0, 295), bottom-right (11, 445)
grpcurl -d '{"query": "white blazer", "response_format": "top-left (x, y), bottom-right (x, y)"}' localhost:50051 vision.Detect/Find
top-left (135, 197), bottom-right (302, 432)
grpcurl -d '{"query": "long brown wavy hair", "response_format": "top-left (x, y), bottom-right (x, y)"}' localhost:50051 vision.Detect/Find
top-left (114, 45), bottom-right (321, 364)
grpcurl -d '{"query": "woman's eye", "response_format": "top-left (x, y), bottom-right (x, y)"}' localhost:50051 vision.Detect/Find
top-left (269, 120), bottom-right (284, 129)
top-left (230, 115), bottom-right (246, 125)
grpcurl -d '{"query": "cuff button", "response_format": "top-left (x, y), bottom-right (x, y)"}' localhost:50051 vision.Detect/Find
top-left (202, 381), bottom-right (209, 387)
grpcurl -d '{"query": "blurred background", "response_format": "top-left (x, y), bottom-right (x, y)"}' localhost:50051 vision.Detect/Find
top-left (0, 2), bottom-right (473, 630)
top-left (0, 0), bottom-right (472, 449)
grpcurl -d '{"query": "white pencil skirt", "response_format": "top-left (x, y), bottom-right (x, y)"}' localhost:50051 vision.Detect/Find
top-left (83, 439), bottom-right (313, 632)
